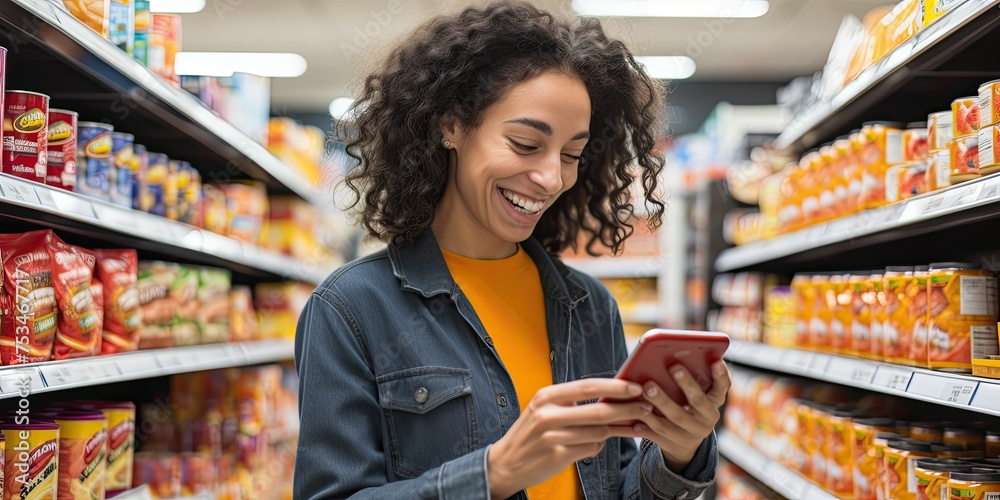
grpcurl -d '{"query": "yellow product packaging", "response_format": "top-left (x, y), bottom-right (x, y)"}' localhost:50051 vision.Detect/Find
top-left (799, 151), bottom-right (823, 228)
top-left (807, 404), bottom-right (833, 484)
top-left (53, 411), bottom-right (107, 500)
top-left (868, 272), bottom-right (886, 361)
top-left (927, 264), bottom-right (999, 371)
top-left (816, 144), bottom-right (838, 223)
top-left (885, 439), bottom-right (935, 500)
top-left (850, 273), bottom-right (871, 358)
top-left (972, 356), bottom-right (1000, 379)
top-left (812, 274), bottom-right (835, 352)
top-left (852, 417), bottom-right (895, 500)
top-left (763, 286), bottom-right (796, 347)
top-left (947, 471), bottom-right (1000, 500)
top-left (792, 274), bottom-right (815, 348)
top-left (924, 0), bottom-right (967, 27)
top-left (986, 431), bottom-right (1000, 458)
top-left (823, 410), bottom-right (855, 497)
top-left (944, 428), bottom-right (986, 451)
top-left (100, 402), bottom-right (136, 494)
top-left (909, 266), bottom-right (931, 367)
top-left (910, 423), bottom-right (945, 444)
top-left (255, 283), bottom-right (312, 339)
top-left (831, 273), bottom-right (854, 355)
top-left (884, 267), bottom-right (916, 364)
top-left (777, 163), bottom-right (804, 234)
top-left (858, 122), bottom-right (904, 210)
top-left (874, 432), bottom-right (909, 500)
top-left (915, 458), bottom-right (973, 500)
top-left (2, 421), bottom-right (60, 500)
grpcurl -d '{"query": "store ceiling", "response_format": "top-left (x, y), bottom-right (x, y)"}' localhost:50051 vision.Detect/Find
top-left (181, 0), bottom-right (893, 114)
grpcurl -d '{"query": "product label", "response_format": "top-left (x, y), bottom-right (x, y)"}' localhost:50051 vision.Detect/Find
top-left (887, 130), bottom-right (904, 165)
top-left (937, 152), bottom-right (952, 187)
top-left (972, 324), bottom-right (1000, 359)
top-left (886, 166), bottom-right (901, 202)
top-left (980, 127), bottom-right (996, 168)
top-left (959, 276), bottom-right (998, 316)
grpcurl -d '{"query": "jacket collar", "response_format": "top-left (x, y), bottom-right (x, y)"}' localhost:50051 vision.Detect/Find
top-left (387, 229), bottom-right (589, 306)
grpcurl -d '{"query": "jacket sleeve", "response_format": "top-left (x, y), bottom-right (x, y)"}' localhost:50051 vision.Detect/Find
top-left (609, 297), bottom-right (718, 500)
top-left (293, 289), bottom-right (492, 499)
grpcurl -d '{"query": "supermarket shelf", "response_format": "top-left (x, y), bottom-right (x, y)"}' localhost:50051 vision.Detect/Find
top-left (0, 340), bottom-right (294, 399)
top-left (0, 174), bottom-right (330, 284)
top-left (775, 0), bottom-right (1000, 151)
top-left (725, 340), bottom-right (1000, 417)
top-left (564, 256), bottom-right (662, 279)
top-left (621, 303), bottom-right (661, 325)
top-left (718, 430), bottom-right (838, 500)
top-left (715, 172), bottom-right (1000, 272)
top-left (0, 0), bottom-right (325, 206)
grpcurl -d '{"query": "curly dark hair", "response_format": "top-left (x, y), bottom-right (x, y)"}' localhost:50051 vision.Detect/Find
top-left (340, 0), bottom-right (666, 256)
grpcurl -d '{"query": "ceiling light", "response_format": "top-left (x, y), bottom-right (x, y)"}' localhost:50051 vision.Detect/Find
top-left (572, 0), bottom-right (769, 18)
top-left (634, 56), bottom-right (696, 80)
top-left (149, 0), bottom-right (206, 13)
top-left (329, 97), bottom-right (355, 121)
top-left (174, 52), bottom-right (308, 78)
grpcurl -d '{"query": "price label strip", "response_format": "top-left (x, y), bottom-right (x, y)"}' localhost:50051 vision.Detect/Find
top-left (970, 381), bottom-right (1000, 414)
top-left (780, 349), bottom-right (814, 372)
top-left (0, 176), bottom-right (42, 205)
top-left (871, 365), bottom-right (913, 392)
top-left (825, 357), bottom-right (877, 385)
top-left (908, 372), bottom-right (979, 406)
top-left (0, 368), bottom-right (45, 394)
top-left (940, 381), bottom-right (978, 405)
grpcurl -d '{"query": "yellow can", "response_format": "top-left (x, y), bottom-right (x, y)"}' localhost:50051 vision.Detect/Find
top-left (927, 263), bottom-right (999, 372)
top-left (944, 428), bottom-right (986, 451)
top-left (874, 432), bottom-right (909, 500)
top-left (948, 471), bottom-right (1000, 500)
top-left (100, 403), bottom-right (135, 494)
top-left (915, 458), bottom-right (972, 500)
top-left (52, 411), bottom-right (106, 500)
top-left (852, 417), bottom-right (895, 500)
top-left (885, 439), bottom-right (935, 500)
top-left (1, 421), bottom-right (59, 500)
top-left (884, 267), bottom-right (916, 364)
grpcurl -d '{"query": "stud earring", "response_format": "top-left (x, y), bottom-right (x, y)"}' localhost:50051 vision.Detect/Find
top-left (442, 139), bottom-right (451, 148)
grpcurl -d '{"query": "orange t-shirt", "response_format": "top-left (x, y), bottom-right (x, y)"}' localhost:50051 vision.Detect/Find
top-left (442, 245), bottom-right (583, 499)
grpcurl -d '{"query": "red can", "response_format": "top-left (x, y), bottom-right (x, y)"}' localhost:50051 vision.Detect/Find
top-left (3, 90), bottom-right (49, 183)
top-left (46, 109), bottom-right (78, 191)
top-left (0, 47), bottom-right (6, 164)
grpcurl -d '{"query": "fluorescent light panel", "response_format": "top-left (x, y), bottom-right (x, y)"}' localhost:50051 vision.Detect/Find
top-left (634, 56), bottom-right (696, 79)
top-left (329, 97), bottom-right (355, 120)
top-left (174, 52), bottom-right (308, 78)
top-left (149, 0), bottom-right (206, 13)
top-left (573, 0), bottom-right (769, 18)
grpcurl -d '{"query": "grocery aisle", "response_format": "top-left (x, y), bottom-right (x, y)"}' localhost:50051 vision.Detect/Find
top-left (2, 0), bottom-right (1000, 499)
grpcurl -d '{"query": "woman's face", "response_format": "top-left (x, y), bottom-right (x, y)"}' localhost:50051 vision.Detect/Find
top-left (434, 71), bottom-right (592, 259)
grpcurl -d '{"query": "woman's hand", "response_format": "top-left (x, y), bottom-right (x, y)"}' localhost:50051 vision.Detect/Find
top-left (630, 360), bottom-right (731, 472)
top-left (487, 379), bottom-right (651, 499)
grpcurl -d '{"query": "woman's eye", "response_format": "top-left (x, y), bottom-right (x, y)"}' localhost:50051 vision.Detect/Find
top-left (510, 140), bottom-right (537, 152)
top-left (561, 153), bottom-right (582, 163)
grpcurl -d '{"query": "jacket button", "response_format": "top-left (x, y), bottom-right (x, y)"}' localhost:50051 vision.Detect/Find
top-left (485, 337), bottom-right (494, 347)
top-left (582, 458), bottom-right (592, 465)
top-left (550, 351), bottom-right (554, 362)
top-left (414, 387), bottom-right (429, 404)
top-left (497, 394), bottom-right (508, 407)
top-left (675, 491), bottom-right (689, 500)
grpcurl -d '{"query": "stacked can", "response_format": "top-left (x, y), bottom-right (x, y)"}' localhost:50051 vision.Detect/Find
top-left (950, 97), bottom-right (981, 184)
top-left (77, 122), bottom-right (114, 201)
top-left (132, 144), bottom-right (148, 210)
top-left (886, 122), bottom-right (930, 202)
top-left (2, 90), bottom-right (49, 183)
top-left (111, 132), bottom-right (137, 207)
top-left (926, 111), bottom-right (953, 191)
top-left (0, 47), bottom-right (6, 168)
top-left (45, 109), bottom-right (78, 191)
top-left (978, 80), bottom-right (1000, 176)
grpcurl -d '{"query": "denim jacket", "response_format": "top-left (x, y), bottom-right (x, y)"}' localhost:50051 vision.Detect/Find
top-left (294, 229), bottom-right (718, 499)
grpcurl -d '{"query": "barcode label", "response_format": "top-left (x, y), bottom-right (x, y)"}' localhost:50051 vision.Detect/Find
top-left (940, 381), bottom-right (977, 404)
top-left (980, 126), bottom-right (996, 167)
top-left (959, 276), bottom-right (998, 316)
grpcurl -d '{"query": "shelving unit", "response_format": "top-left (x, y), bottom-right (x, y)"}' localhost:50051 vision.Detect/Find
top-left (563, 256), bottom-right (661, 279)
top-left (775, 0), bottom-right (1000, 152)
top-left (718, 430), bottom-right (838, 500)
top-left (0, 0), bottom-right (325, 205)
top-left (725, 340), bottom-right (1000, 417)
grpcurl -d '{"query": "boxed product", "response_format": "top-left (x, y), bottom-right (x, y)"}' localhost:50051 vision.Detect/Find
top-left (148, 13), bottom-right (182, 83)
top-left (229, 286), bottom-right (258, 342)
top-left (220, 181), bottom-right (268, 244)
top-left (137, 261), bottom-right (178, 349)
top-left (255, 282), bottom-right (312, 339)
top-left (196, 267), bottom-right (231, 344)
top-left (172, 266), bottom-right (199, 347)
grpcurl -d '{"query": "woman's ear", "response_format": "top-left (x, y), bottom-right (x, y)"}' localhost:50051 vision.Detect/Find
top-left (440, 114), bottom-right (462, 148)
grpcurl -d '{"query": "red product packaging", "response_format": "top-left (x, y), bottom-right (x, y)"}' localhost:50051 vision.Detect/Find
top-left (0, 230), bottom-right (57, 363)
top-left (94, 249), bottom-right (141, 354)
top-left (2, 90), bottom-right (49, 183)
top-left (45, 109), bottom-right (78, 191)
top-left (46, 234), bottom-right (101, 359)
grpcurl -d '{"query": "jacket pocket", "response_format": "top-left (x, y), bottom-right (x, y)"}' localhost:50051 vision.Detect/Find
top-left (377, 366), bottom-right (477, 478)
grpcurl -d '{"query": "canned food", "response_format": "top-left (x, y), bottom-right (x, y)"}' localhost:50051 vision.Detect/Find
top-left (874, 433), bottom-right (910, 500)
top-left (947, 471), bottom-right (1000, 500)
top-left (0, 47), bottom-right (6, 162)
top-left (885, 439), bottom-right (935, 500)
top-left (852, 417), bottom-right (895, 500)
top-left (932, 444), bottom-right (982, 459)
top-left (53, 411), bottom-right (107, 500)
top-left (149, 14), bottom-right (182, 83)
top-left (884, 267), bottom-right (916, 364)
top-left (909, 266), bottom-right (931, 367)
top-left (2, 90), bottom-right (49, 183)
top-left (904, 123), bottom-right (930, 162)
top-left (141, 153), bottom-right (168, 216)
top-left (166, 160), bottom-right (183, 221)
top-left (950, 134), bottom-right (980, 184)
top-left (979, 79), bottom-right (1000, 129)
top-left (859, 122), bottom-right (904, 209)
top-left (45, 109), bottom-right (77, 191)
top-left (927, 149), bottom-right (952, 191)
top-left (927, 263), bottom-right (999, 371)
top-left (831, 273), bottom-right (854, 355)
top-left (131, 452), bottom-right (180, 499)
top-left (76, 122), bottom-right (113, 201)
top-left (915, 458), bottom-right (973, 500)
top-left (132, 144), bottom-right (147, 210)
top-left (2, 421), bottom-right (60, 500)
top-left (978, 123), bottom-right (1000, 176)
top-left (953, 97), bottom-right (981, 137)
top-left (945, 428), bottom-right (986, 451)
top-left (930, 111), bottom-right (954, 151)
top-left (110, 132), bottom-right (136, 208)
top-left (99, 402), bottom-right (135, 494)
top-left (887, 161), bottom-right (929, 202)
top-left (871, 271), bottom-right (887, 361)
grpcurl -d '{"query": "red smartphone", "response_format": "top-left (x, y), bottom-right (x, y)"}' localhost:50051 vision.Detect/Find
top-left (600, 329), bottom-right (730, 408)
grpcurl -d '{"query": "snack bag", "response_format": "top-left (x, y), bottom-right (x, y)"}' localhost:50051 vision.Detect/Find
top-left (95, 249), bottom-right (141, 353)
top-left (137, 261), bottom-right (177, 349)
top-left (196, 267), bottom-right (230, 344)
top-left (46, 234), bottom-right (101, 359)
top-left (0, 230), bottom-right (57, 364)
top-left (172, 266), bottom-right (199, 346)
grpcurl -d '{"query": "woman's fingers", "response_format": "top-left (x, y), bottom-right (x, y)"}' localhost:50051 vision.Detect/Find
top-left (668, 365), bottom-right (720, 422)
top-left (533, 400), bottom-right (653, 428)
top-left (532, 378), bottom-right (643, 407)
top-left (706, 361), bottom-right (732, 407)
top-left (639, 381), bottom-right (698, 428)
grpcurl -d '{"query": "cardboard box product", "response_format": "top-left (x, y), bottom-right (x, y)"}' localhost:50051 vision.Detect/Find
top-left (172, 266), bottom-right (199, 346)
top-left (197, 267), bottom-right (231, 344)
top-left (137, 261), bottom-right (178, 349)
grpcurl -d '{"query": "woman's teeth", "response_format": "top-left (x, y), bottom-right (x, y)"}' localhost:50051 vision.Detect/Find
top-left (500, 188), bottom-right (543, 214)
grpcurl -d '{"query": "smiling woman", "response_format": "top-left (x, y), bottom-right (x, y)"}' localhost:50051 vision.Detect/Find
top-left (294, 1), bottom-right (731, 499)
